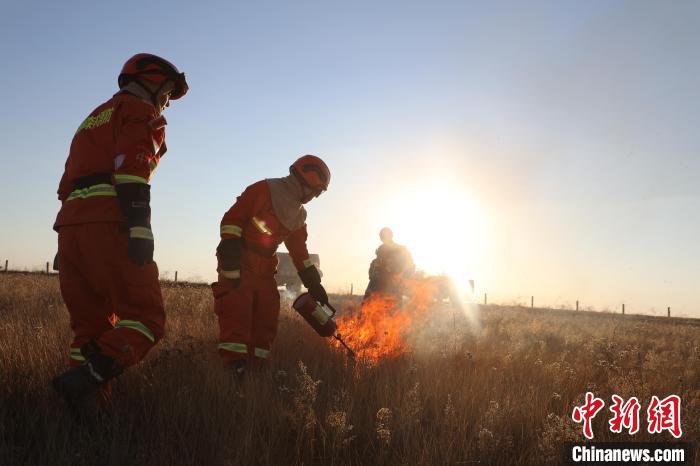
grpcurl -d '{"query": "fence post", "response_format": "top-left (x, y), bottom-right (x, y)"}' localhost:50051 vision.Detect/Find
top-left (3, 260), bottom-right (7, 272)
top-left (531, 296), bottom-right (534, 308)
top-left (46, 262), bottom-right (49, 274)
top-left (576, 300), bottom-right (579, 311)
top-left (667, 306), bottom-right (671, 318)
top-left (350, 283), bottom-right (354, 295)
top-left (484, 293), bottom-right (488, 305)
top-left (174, 271), bottom-right (178, 284)
top-left (622, 303), bottom-right (625, 315)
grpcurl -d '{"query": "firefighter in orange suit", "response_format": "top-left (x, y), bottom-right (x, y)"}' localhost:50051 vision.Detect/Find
top-left (51, 54), bottom-right (188, 410)
top-left (212, 155), bottom-right (331, 377)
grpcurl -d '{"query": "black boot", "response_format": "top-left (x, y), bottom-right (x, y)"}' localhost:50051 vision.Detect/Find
top-left (52, 344), bottom-right (122, 416)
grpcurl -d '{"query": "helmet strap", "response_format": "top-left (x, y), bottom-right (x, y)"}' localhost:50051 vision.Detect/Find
top-left (150, 80), bottom-right (170, 108)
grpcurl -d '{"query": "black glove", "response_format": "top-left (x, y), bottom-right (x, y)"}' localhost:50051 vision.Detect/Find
top-left (115, 182), bottom-right (151, 225)
top-left (115, 183), bottom-right (154, 266)
top-left (309, 282), bottom-right (328, 305)
top-left (216, 238), bottom-right (242, 286)
top-left (299, 265), bottom-right (328, 305)
top-left (127, 229), bottom-right (154, 266)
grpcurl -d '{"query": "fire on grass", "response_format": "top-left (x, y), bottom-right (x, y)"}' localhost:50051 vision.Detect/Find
top-left (334, 279), bottom-right (438, 362)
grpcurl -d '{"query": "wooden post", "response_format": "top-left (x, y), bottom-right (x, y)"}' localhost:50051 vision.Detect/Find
top-left (622, 303), bottom-right (625, 315)
top-left (46, 262), bottom-right (49, 274)
top-left (174, 271), bottom-right (178, 284)
top-left (531, 296), bottom-right (534, 308)
top-left (350, 283), bottom-right (354, 295)
top-left (484, 293), bottom-right (488, 305)
top-left (576, 300), bottom-right (579, 311)
top-left (667, 306), bottom-right (671, 318)
top-left (3, 260), bottom-right (7, 272)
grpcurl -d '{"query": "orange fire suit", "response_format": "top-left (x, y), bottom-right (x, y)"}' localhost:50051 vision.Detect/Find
top-left (54, 92), bottom-right (167, 368)
top-left (212, 180), bottom-right (314, 364)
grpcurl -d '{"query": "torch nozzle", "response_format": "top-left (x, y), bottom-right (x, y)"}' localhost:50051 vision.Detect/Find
top-left (334, 333), bottom-right (356, 360)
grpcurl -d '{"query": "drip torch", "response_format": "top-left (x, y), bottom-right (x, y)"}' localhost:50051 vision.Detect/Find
top-left (292, 292), bottom-right (356, 359)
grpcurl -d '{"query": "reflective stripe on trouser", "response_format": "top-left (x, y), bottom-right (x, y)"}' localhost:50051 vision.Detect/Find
top-left (70, 347), bottom-right (85, 362)
top-left (212, 279), bottom-right (280, 363)
top-left (219, 342), bottom-right (248, 354)
top-left (58, 223), bottom-right (165, 369)
top-left (115, 319), bottom-right (155, 342)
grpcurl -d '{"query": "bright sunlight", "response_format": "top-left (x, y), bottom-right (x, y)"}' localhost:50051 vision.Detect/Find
top-left (376, 180), bottom-right (488, 298)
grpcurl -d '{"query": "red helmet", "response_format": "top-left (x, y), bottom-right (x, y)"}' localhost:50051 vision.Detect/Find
top-left (290, 155), bottom-right (331, 193)
top-left (118, 53), bottom-right (188, 99)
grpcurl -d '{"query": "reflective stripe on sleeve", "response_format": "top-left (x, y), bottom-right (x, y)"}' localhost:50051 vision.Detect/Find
top-left (218, 342), bottom-right (248, 354)
top-left (66, 184), bottom-right (117, 201)
top-left (254, 347), bottom-right (270, 359)
top-left (115, 319), bottom-right (155, 342)
top-left (129, 226), bottom-right (154, 241)
top-left (69, 347), bottom-right (85, 362)
top-left (220, 225), bottom-right (242, 237)
top-left (221, 270), bottom-right (240, 279)
top-left (114, 174), bottom-right (148, 185)
top-left (303, 259), bottom-right (313, 268)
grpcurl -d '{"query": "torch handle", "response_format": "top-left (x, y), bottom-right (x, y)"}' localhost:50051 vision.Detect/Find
top-left (334, 333), bottom-right (356, 359)
top-left (324, 301), bottom-right (338, 317)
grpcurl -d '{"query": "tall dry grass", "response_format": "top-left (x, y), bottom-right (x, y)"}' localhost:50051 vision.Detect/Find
top-left (1, 273), bottom-right (699, 465)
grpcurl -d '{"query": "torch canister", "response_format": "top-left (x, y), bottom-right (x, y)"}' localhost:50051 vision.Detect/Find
top-left (292, 292), bottom-right (338, 337)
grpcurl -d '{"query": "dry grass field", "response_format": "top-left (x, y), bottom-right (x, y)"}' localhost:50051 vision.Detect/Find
top-left (1, 273), bottom-right (699, 465)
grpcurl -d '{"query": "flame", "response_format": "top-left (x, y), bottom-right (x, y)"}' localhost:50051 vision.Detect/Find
top-left (335, 279), bottom-right (438, 362)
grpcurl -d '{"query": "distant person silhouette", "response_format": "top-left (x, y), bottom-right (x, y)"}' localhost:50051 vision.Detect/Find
top-left (363, 227), bottom-right (415, 303)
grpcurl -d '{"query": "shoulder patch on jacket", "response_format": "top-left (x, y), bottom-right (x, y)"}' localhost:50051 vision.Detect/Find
top-left (75, 107), bottom-right (114, 134)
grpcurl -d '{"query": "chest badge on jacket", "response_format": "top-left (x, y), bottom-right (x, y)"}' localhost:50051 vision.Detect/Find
top-left (252, 216), bottom-right (273, 236)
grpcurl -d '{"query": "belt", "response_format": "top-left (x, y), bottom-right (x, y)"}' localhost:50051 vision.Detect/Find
top-left (73, 172), bottom-right (112, 189)
top-left (66, 173), bottom-right (116, 201)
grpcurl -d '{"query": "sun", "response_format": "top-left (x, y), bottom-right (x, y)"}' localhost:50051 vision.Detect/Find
top-left (375, 181), bottom-right (487, 298)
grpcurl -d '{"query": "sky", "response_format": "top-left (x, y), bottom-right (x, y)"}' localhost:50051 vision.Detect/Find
top-left (1, 0), bottom-right (699, 316)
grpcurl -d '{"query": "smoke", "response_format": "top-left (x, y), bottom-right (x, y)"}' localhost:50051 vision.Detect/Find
top-left (407, 287), bottom-right (483, 359)
top-left (280, 287), bottom-right (300, 302)
top-left (335, 278), bottom-right (482, 363)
